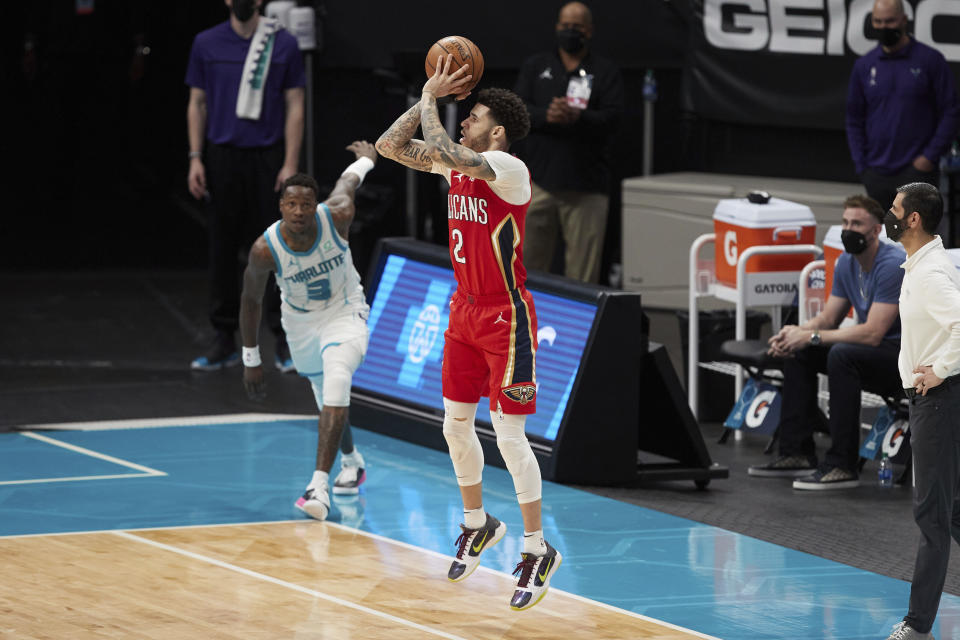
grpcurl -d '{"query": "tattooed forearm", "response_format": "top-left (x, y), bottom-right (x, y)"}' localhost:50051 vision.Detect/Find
top-left (419, 94), bottom-right (493, 178)
top-left (376, 104), bottom-right (421, 157)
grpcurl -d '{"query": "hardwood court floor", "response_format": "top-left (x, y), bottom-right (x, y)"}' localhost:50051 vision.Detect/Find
top-left (1, 522), bottom-right (708, 640)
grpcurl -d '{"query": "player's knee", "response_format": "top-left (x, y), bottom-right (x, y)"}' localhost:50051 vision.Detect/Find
top-left (491, 412), bottom-right (541, 503)
top-left (442, 399), bottom-right (483, 486)
top-left (322, 364), bottom-right (352, 407)
top-left (321, 341), bottom-right (363, 406)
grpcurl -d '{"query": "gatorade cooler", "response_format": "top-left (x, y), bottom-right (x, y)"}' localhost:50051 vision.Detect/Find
top-left (713, 196), bottom-right (816, 288)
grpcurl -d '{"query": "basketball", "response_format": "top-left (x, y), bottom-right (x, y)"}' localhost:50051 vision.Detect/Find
top-left (424, 36), bottom-right (484, 94)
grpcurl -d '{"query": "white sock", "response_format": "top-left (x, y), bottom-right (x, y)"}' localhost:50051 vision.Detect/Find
top-left (464, 506), bottom-right (486, 529)
top-left (341, 448), bottom-right (364, 467)
top-left (310, 470), bottom-right (330, 489)
top-left (523, 529), bottom-right (547, 556)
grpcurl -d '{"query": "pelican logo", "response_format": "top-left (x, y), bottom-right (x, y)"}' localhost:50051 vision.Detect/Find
top-left (408, 304), bottom-right (441, 364)
top-left (502, 383), bottom-right (537, 405)
top-left (744, 389), bottom-right (777, 428)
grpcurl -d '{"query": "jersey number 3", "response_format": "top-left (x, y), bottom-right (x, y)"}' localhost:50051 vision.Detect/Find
top-left (452, 229), bottom-right (466, 264)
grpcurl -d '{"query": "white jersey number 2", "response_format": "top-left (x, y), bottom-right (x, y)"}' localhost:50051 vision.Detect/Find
top-left (452, 229), bottom-right (466, 264)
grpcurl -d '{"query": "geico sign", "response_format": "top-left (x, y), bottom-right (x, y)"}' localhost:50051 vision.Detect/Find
top-left (704, 0), bottom-right (960, 61)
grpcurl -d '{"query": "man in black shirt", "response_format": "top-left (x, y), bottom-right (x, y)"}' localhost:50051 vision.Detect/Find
top-left (513, 1), bottom-right (623, 284)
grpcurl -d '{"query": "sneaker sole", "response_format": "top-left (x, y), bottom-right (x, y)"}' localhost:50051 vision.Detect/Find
top-left (792, 479), bottom-right (860, 490)
top-left (190, 358), bottom-right (241, 371)
top-left (449, 521), bottom-right (507, 583)
top-left (511, 552), bottom-right (563, 612)
top-left (333, 470), bottom-right (366, 495)
top-left (295, 498), bottom-right (330, 520)
top-left (748, 468), bottom-right (817, 478)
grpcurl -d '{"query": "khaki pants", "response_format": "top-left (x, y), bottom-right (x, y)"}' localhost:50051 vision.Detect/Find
top-left (522, 183), bottom-right (609, 284)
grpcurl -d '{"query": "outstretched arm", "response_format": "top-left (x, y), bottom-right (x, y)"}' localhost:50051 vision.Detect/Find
top-left (326, 140), bottom-right (377, 240)
top-left (419, 55), bottom-right (495, 181)
top-left (239, 239), bottom-right (276, 400)
top-left (375, 103), bottom-right (435, 172)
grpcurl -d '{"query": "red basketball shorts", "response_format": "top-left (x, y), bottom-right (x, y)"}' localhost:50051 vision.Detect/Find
top-left (442, 287), bottom-right (538, 415)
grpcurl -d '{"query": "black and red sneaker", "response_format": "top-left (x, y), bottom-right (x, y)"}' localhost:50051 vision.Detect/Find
top-left (510, 541), bottom-right (562, 611)
top-left (447, 513), bottom-right (507, 582)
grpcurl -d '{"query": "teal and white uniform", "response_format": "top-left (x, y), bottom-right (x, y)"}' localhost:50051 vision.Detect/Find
top-left (262, 203), bottom-right (368, 406)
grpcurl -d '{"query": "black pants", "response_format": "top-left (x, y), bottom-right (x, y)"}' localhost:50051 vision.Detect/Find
top-left (778, 341), bottom-right (902, 471)
top-left (861, 166), bottom-right (939, 211)
top-left (204, 142), bottom-right (284, 336)
top-left (905, 377), bottom-right (960, 634)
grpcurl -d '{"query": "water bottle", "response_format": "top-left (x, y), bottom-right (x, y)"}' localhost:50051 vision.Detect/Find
top-left (878, 454), bottom-right (893, 488)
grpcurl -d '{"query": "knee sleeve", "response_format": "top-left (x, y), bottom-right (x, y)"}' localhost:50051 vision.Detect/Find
top-left (321, 340), bottom-right (364, 407)
top-left (308, 376), bottom-right (324, 412)
top-left (491, 412), bottom-right (541, 504)
top-left (442, 399), bottom-right (483, 486)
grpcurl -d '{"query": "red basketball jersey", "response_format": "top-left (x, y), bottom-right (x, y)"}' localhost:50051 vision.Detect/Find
top-left (445, 154), bottom-right (532, 296)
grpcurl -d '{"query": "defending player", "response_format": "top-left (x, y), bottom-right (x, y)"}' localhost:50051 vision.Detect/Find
top-left (375, 55), bottom-right (561, 611)
top-left (239, 141), bottom-right (376, 521)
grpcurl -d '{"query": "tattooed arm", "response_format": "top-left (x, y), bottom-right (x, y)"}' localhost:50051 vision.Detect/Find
top-left (374, 103), bottom-right (435, 172)
top-left (419, 93), bottom-right (496, 181)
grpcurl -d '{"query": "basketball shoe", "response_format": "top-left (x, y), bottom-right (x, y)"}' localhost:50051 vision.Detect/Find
top-left (333, 451), bottom-right (366, 495)
top-left (510, 541), bottom-right (562, 611)
top-left (295, 484), bottom-right (330, 521)
top-left (447, 513), bottom-right (507, 582)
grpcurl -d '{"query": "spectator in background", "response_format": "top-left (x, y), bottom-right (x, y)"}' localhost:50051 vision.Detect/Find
top-left (845, 0), bottom-right (960, 210)
top-left (185, 0), bottom-right (305, 371)
top-left (513, 1), bottom-right (623, 284)
top-left (748, 195), bottom-right (906, 490)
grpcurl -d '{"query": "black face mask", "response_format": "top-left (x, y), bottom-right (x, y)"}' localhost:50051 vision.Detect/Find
top-left (841, 229), bottom-right (868, 254)
top-left (878, 27), bottom-right (903, 47)
top-left (232, 0), bottom-right (257, 22)
top-left (556, 28), bottom-right (587, 54)
top-left (883, 210), bottom-right (908, 242)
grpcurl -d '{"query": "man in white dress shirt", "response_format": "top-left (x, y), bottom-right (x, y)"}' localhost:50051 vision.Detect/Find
top-left (884, 181), bottom-right (960, 640)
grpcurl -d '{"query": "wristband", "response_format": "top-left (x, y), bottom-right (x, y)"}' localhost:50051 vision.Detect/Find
top-left (342, 156), bottom-right (375, 183)
top-left (242, 346), bottom-right (262, 367)
top-left (188, 150), bottom-right (202, 160)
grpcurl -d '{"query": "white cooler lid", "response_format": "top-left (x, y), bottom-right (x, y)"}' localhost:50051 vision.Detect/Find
top-left (713, 197), bottom-right (815, 228)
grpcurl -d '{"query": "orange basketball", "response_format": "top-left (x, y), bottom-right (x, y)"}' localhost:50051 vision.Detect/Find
top-left (424, 36), bottom-right (484, 93)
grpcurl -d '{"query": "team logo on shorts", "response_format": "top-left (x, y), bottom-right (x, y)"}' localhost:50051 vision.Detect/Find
top-left (502, 383), bottom-right (537, 405)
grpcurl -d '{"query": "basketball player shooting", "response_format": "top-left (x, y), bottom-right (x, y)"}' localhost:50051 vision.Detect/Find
top-left (239, 141), bottom-right (377, 522)
top-left (375, 54), bottom-right (562, 611)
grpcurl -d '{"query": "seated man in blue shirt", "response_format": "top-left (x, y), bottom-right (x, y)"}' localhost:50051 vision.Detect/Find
top-left (749, 195), bottom-right (906, 490)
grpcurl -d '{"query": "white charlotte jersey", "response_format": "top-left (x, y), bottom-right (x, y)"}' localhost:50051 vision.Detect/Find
top-left (263, 203), bottom-right (366, 313)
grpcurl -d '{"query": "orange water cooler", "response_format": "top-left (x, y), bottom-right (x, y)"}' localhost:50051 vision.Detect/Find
top-left (713, 197), bottom-right (817, 293)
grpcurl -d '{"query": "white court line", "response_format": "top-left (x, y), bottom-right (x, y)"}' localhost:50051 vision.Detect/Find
top-left (20, 432), bottom-right (166, 476)
top-left (0, 473), bottom-right (158, 486)
top-left (15, 413), bottom-right (317, 431)
top-left (112, 530), bottom-right (469, 640)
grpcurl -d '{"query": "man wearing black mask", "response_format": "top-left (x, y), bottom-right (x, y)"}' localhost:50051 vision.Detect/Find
top-left (845, 0), bottom-right (960, 211)
top-left (749, 195), bottom-right (907, 490)
top-left (513, 2), bottom-right (623, 284)
top-left (185, 0), bottom-right (305, 372)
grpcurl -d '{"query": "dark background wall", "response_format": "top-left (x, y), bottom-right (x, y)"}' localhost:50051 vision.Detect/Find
top-left (4, 0), bottom-right (956, 273)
